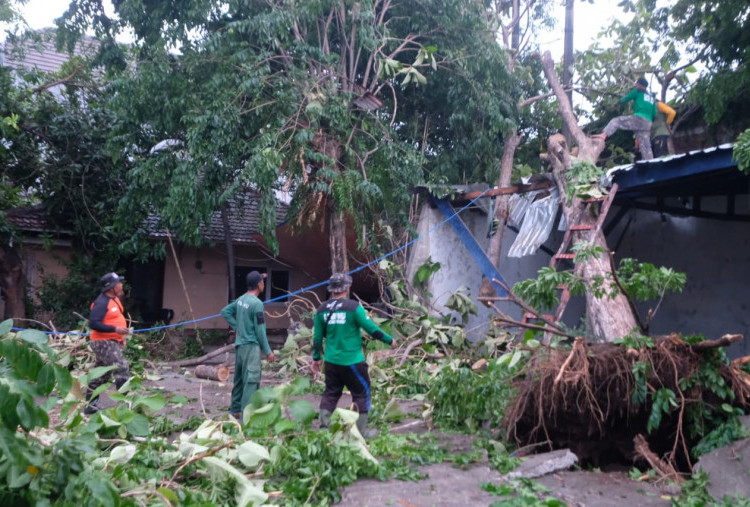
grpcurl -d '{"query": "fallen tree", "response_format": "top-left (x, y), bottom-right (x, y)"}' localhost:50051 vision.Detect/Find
top-left (537, 50), bottom-right (639, 340)
top-left (502, 333), bottom-right (750, 473)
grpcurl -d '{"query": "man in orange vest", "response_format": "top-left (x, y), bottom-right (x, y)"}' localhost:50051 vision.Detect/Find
top-left (84, 272), bottom-right (131, 414)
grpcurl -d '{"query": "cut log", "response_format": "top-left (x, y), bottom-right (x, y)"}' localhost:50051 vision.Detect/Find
top-left (195, 364), bottom-right (231, 382)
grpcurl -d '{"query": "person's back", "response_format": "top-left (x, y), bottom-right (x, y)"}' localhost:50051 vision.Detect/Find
top-left (311, 272), bottom-right (394, 438)
top-left (651, 101), bottom-right (677, 158)
top-left (231, 292), bottom-right (264, 346)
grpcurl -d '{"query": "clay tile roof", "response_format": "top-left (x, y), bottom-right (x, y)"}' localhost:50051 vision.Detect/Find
top-left (5, 206), bottom-right (68, 234)
top-left (145, 193), bottom-right (289, 244)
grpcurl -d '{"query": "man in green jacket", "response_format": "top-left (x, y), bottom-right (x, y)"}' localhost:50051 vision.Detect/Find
top-left (221, 271), bottom-right (275, 419)
top-left (311, 273), bottom-right (396, 438)
top-left (593, 77), bottom-right (657, 160)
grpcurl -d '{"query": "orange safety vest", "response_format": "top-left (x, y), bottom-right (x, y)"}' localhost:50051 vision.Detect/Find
top-left (90, 297), bottom-right (127, 342)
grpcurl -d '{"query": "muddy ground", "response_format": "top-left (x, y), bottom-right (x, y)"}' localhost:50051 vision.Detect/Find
top-left (91, 348), bottom-right (678, 506)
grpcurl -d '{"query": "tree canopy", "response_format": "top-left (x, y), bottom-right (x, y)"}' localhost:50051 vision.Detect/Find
top-left (53, 0), bottom-right (519, 260)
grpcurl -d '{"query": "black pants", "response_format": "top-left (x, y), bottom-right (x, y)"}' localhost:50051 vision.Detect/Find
top-left (651, 135), bottom-right (669, 157)
top-left (320, 361), bottom-right (371, 414)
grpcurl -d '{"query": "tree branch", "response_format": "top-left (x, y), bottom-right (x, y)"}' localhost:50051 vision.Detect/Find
top-left (32, 67), bottom-right (81, 94)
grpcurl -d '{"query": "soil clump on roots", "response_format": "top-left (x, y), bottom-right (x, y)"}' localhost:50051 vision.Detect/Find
top-left (502, 334), bottom-right (750, 475)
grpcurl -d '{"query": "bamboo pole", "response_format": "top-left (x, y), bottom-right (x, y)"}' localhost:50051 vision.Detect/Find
top-left (166, 229), bottom-right (203, 348)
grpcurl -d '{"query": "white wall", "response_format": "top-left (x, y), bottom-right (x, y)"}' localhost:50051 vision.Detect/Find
top-left (406, 202), bottom-right (572, 341)
top-left (408, 196), bottom-right (750, 357)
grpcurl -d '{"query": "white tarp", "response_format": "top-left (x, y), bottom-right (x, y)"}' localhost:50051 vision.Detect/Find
top-left (508, 187), bottom-right (561, 257)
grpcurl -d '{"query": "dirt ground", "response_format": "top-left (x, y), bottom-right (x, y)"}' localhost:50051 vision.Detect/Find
top-left (89, 351), bottom-right (680, 507)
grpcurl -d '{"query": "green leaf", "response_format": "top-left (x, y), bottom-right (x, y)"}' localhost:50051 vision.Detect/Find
top-left (8, 466), bottom-right (32, 488)
top-left (246, 402), bottom-right (281, 429)
top-left (53, 364), bottom-right (73, 395)
top-left (202, 456), bottom-right (269, 506)
top-left (273, 419), bottom-right (297, 434)
top-left (16, 397), bottom-right (45, 430)
top-left (0, 319), bottom-right (13, 337)
top-left (108, 444), bottom-right (137, 464)
top-left (288, 376), bottom-right (310, 395)
top-left (19, 329), bottom-right (48, 346)
top-left (157, 487), bottom-right (179, 503)
top-left (133, 394), bottom-right (167, 412)
top-left (126, 413), bottom-right (150, 436)
top-left (237, 441), bottom-right (271, 468)
top-left (36, 363), bottom-right (56, 395)
top-left (288, 399), bottom-right (317, 425)
top-left (0, 385), bottom-right (21, 430)
top-left (79, 365), bottom-right (117, 387)
top-left (334, 407), bottom-right (361, 425)
top-left (99, 413), bottom-right (123, 428)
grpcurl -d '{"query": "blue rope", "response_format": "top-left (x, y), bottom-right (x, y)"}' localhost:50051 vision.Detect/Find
top-left (11, 189), bottom-right (490, 336)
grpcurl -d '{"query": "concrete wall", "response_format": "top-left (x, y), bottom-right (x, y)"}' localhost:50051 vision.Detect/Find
top-left (406, 202), bottom-right (575, 341)
top-left (409, 195), bottom-right (750, 357)
top-left (607, 196), bottom-right (750, 358)
top-left (24, 243), bottom-right (71, 298)
top-left (17, 241), bottom-right (324, 333)
top-left (163, 243), bottom-right (324, 331)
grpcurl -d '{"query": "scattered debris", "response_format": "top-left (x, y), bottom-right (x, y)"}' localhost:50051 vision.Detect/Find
top-left (505, 449), bottom-right (578, 479)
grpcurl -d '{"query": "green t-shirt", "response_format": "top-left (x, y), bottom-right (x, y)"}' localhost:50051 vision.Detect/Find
top-left (620, 87), bottom-right (657, 122)
top-left (221, 292), bottom-right (271, 355)
top-left (312, 298), bottom-right (392, 365)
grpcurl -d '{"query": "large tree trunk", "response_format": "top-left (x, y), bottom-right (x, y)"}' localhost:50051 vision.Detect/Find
top-left (0, 245), bottom-right (26, 324)
top-left (313, 130), bottom-right (348, 275)
top-left (540, 51), bottom-right (638, 340)
top-left (326, 200), bottom-right (349, 274)
top-left (479, 131), bottom-right (522, 301)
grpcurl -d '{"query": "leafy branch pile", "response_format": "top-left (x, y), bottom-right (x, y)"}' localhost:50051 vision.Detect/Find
top-left (0, 314), bottom-right (503, 506)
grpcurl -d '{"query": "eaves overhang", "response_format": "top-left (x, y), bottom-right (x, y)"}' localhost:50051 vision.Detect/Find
top-left (605, 144), bottom-right (750, 223)
top-left (606, 144), bottom-right (746, 200)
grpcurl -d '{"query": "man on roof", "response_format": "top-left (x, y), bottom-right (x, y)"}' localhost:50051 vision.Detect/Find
top-left (593, 77), bottom-right (657, 160)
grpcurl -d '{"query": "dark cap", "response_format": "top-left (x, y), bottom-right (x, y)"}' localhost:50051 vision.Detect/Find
top-left (328, 273), bottom-right (352, 294)
top-left (246, 270), bottom-right (266, 290)
top-left (636, 77), bottom-right (648, 88)
top-left (100, 272), bottom-right (125, 293)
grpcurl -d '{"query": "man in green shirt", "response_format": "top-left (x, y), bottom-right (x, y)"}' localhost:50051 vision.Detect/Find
top-left (593, 77), bottom-right (657, 160)
top-left (221, 271), bottom-right (275, 419)
top-left (311, 272), bottom-right (396, 438)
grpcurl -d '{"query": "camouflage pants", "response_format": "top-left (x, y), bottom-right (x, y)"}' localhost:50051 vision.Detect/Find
top-left (603, 115), bottom-right (654, 160)
top-left (88, 339), bottom-right (130, 394)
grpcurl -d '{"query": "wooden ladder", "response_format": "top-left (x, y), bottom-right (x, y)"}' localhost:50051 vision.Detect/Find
top-left (524, 183), bottom-right (619, 324)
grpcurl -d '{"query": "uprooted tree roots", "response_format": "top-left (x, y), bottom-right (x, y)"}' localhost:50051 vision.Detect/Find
top-left (502, 334), bottom-right (750, 476)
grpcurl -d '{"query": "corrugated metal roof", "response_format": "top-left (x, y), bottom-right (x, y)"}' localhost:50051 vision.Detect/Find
top-left (603, 144), bottom-right (736, 185)
top-left (2, 30), bottom-right (99, 74)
